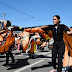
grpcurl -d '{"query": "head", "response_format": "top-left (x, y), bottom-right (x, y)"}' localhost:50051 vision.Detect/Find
top-left (4, 20), bottom-right (11, 27)
top-left (53, 15), bottom-right (61, 25)
top-left (70, 26), bottom-right (72, 30)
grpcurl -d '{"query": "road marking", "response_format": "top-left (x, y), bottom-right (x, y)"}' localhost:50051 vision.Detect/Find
top-left (14, 59), bottom-right (44, 72)
top-left (14, 53), bottom-right (52, 72)
top-left (36, 52), bottom-right (50, 55)
top-left (14, 51), bottom-right (51, 57)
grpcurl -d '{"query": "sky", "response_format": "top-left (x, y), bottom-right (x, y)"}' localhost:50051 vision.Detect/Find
top-left (0, 0), bottom-right (72, 28)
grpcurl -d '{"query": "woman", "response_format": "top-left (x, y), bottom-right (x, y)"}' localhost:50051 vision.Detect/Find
top-left (2, 20), bottom-right (15, 66)
top-left (41, 15), bottom-right (72, 72)
top-left (26, 15), bottom-right (72, 72)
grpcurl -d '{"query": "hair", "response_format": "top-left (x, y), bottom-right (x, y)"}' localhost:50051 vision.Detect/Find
top-left (70, 26), bottom-right (72, 28)
top-left (53, 15), bottom-right (61, 23)
top-left (15, 34), bottom-right (17, 37)
top-left (6, 20), bottom-right (11, 27)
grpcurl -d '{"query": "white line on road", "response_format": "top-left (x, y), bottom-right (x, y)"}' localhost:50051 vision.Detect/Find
top-left (14, 51), bottom-right (51, 58)
top-left (14, 52), bottom-right (52, 72)
top-left (36, 52), bottom-right (50, 55)
top-left (14, 59), bottom-right (44, 72)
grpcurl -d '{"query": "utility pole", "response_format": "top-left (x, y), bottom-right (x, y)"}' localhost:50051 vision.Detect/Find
top-left (3, 12), bottom-right (5, 21)
top-left (11, 20), bottom-right (12, 24)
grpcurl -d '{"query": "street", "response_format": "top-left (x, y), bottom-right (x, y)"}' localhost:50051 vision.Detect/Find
top-left (0, 50), bottom-right (53, 72)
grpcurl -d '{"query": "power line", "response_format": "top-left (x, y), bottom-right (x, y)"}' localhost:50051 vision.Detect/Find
top-left (0, 2), bottom-right (35, 18)
top-left (12, 18), bottom-right (34, 21)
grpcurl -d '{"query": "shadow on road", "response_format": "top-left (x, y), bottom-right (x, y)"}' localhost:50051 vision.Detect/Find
top-left (0, 55), bottom-right (6, 58)
top-left (6, 54), bottom-right (53, 70)
top-left (0, 55), bottom-right (6, 62)
top-left (35, 54), bottom-right (52, 59)
top-left (7, 58), bottom-right (29, 70)
top-left (31, 62), bottom-right (53, 70)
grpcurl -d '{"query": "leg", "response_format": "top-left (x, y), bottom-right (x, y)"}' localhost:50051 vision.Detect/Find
top-left (69, 48), bottom-right (72, 66)
top-left (52, 43), bottom-right (58, 69)
top-left (6, 51), bottom-right (9, 64)
top-left (58, 41), bottom-right (65, 72)
top-left (9, 50), bottom-right (15, 62)
top-left (2, 51), bottom-right (10, 66)
top-left (63, 45), bottom-right (69, 67)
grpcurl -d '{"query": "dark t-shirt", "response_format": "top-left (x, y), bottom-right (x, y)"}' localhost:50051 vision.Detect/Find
top-left (41, 24), bottom-right (70, 42)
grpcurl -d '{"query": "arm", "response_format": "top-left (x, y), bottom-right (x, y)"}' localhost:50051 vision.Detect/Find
top-left (24, 27), bottom-right (45, 33)
top-left (41, 25), bottom-right (53, 31)
top-left (24, 25), bottom-right (52, 33)
top-left (62, 24), bottom-right (72, 34)
top-left (67, 29), bottom-right (72, 34)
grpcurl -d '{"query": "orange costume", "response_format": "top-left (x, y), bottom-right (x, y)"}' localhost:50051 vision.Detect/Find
top-left (0, 30), bottom-right (15, 53)
top-left (63, 30), bottom-right (72, 67)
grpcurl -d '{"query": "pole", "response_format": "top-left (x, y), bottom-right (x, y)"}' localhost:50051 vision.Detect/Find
top-left (3, 12), bottom-right (5, 21)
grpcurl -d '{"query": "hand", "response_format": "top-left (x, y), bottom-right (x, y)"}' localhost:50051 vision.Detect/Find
top-left (71, 30), bottom-right (72, 34)
top-left (67, 31), bottom-right (70, 34)
top-left (67, 31), bottom-right (72, 34)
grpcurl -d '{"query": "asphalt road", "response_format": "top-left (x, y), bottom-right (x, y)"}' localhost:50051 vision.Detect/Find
top-left (0, 49), bottom-right (71, 72)
top-left (0, 50), bottom-right (54, 72)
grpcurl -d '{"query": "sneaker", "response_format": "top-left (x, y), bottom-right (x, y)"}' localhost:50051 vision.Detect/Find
top-left (50, 69), bottom-right (57, 72)
top-left (62, 65), bottom-right (70, 71)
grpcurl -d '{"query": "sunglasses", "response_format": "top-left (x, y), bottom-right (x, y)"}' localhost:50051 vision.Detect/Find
top-left (53, 19), bottom-right (57, 20)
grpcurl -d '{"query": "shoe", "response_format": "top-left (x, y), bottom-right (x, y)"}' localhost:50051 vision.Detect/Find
top-left (2, 63), bottom-right (10, 67)
top-left (50, 69), bottom-right (57, 72)
top-left (62, 65), bottom-right (70, 71)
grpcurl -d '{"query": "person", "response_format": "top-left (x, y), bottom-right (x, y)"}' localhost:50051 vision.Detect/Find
top-left (70, 26), bottom-right (72, 30)
top-left (22, 15), bottom-right (72, 71)
top-left (40, 15), bottom-right (72, 72)
top-left (2, 20), bottom-right (15, 66)
top-left (23, 15), bottom-right (72, 72)
top-left (67, 26), bottom-right (72, 72)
